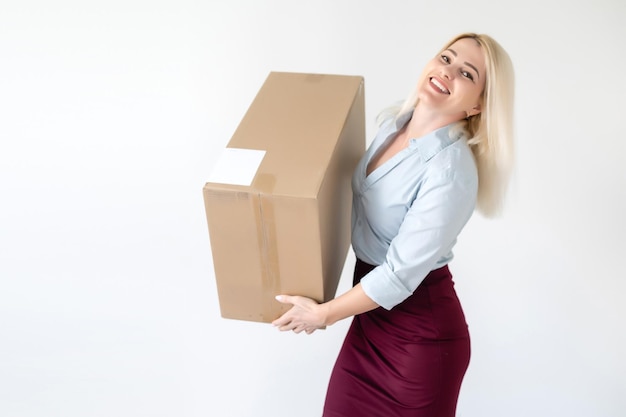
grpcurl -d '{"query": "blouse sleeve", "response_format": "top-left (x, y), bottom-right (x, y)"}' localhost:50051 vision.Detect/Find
top-left (359, 155), bottom-right (478, 310)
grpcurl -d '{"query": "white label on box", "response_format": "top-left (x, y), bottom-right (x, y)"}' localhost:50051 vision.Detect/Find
top-left (208, 147), bottom-right (266, 186)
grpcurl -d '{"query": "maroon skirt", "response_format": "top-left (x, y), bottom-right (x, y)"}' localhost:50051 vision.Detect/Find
top-left (323, 259), bottom-right (471, 417)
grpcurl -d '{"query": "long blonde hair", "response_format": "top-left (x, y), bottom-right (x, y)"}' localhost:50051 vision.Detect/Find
top-left (385, 33), bottom-right (515, 217)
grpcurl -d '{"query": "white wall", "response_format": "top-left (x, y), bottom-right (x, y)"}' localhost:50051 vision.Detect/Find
top-left (1, 1), bottom-right (624, 416)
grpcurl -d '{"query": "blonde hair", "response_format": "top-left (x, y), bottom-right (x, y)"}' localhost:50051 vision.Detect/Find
top-left (384, 33), bottom-right (515, 217)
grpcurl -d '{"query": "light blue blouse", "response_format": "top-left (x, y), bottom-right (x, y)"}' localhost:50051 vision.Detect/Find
top-left (351, 111), bottom-right (478, 310)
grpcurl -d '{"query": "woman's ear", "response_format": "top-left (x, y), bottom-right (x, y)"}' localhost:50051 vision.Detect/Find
top-left (467, 104), bottom-right (482, 117)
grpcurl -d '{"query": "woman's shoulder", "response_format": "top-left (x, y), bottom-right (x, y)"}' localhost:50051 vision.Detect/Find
top-left (425, 135), bottom-right (478, 188)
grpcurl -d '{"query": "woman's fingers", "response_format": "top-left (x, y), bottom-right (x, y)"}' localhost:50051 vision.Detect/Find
top-left (275, 294), bottom-right (294, 305)
top-left (271, 294), bottom-right (325, 333)
top-left (271, 295), bottom-right (296, 329)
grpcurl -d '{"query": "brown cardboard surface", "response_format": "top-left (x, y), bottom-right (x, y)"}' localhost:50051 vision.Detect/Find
top-left (203, 72), bottom-right (365, 323)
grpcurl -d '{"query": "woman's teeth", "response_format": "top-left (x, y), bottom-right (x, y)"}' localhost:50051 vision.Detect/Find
top-left (431, 78), bottom-right (449, 94)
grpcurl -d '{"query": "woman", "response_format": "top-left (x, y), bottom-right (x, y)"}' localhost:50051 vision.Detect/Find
top-left (272, 32), bottom-right (515, 417)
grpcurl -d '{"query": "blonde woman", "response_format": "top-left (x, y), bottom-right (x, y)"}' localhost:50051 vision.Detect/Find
top-left (273, 33), bottom-right (515, 417)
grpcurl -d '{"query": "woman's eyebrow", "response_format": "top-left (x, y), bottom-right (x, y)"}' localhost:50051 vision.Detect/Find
top-left (465, 62), bottom-right (480, 79)
top-left (446, 48), bottom-right (480, 79)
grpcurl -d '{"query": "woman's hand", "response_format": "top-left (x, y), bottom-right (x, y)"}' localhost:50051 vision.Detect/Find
top-left (272, 284), bottom-right (378, 335)
top-left (272, 295), bottom-right (329, 335)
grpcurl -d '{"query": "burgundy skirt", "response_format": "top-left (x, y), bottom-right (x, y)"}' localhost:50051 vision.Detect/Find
top-left (323, 259), bottom-right (471, 417)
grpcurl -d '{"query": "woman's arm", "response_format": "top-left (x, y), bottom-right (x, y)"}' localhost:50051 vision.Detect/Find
top-left (272, 283), bottom-right (379, 334)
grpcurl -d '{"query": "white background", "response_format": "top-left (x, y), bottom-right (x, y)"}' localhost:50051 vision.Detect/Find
top-left (1, 1), bottom-right (625, 416)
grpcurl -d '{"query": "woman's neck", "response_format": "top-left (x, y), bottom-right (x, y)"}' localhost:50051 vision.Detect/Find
top-left (405, 104), bottom-right (460, 140)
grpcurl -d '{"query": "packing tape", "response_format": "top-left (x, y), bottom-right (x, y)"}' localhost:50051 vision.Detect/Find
top-left (252, 174), bottom-right (280, 322)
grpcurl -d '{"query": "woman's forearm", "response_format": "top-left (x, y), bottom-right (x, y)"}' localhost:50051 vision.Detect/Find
top-left (324, 283), bottom-right (379, 326)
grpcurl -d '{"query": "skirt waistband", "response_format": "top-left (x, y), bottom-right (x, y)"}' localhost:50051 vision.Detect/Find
top-left (353, 258), bottom-right (451, 287)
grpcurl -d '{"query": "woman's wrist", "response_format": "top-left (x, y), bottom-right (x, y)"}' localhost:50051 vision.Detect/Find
top-left (318, 302), bottom-right (334, 327)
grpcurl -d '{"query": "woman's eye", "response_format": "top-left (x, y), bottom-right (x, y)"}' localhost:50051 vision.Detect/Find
top-left (461, 70), bottom-right (474, 81)
top-left (441, 55), bottom-right (449, 63)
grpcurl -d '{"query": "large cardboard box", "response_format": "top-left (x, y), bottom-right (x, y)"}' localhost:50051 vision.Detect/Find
top-left (203, 72), bottom-right (365, 323)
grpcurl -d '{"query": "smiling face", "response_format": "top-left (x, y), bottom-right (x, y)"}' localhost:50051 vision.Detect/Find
top-left (416, 37), bottom-right (487, 121)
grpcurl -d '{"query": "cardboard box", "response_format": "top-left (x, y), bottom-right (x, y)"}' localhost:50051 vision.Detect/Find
top-left (203, 71), bottom-right (365, 323)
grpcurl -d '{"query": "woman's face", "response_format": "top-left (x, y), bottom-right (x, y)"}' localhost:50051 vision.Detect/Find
top-left (417, 37), bottom-right (487, 120)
